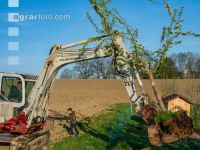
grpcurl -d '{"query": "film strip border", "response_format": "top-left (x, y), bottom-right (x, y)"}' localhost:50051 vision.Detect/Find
top-left (8, 0), bottom-right (19, 65)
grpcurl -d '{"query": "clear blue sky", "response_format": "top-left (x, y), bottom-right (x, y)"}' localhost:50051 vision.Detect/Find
top-left (0, 0), bottom-right (200, 74)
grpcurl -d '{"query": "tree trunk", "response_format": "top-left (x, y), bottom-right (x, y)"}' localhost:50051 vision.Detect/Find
top-left (148, 70), bottom-right (166, 111)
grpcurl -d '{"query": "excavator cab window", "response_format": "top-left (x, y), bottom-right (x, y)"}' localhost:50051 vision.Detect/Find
top-left (1, 76), bottom-right (23, 103)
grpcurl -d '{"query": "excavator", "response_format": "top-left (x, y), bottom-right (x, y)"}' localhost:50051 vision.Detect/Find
top-left (0, 32), bottom-right (197, 149)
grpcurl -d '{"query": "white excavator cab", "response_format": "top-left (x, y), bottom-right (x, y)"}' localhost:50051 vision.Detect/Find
top-left (0, 73), bottom-right (37, 121)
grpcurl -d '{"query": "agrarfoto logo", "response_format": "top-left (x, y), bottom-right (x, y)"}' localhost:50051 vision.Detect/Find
top-left (12, 13), bottom-right (71, 22)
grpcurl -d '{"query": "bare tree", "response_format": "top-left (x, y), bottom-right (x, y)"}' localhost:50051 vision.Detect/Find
top-left (60, 68), bottom-right (74, 79)
top-left (173, 52), bottom-right (188, 72)
top-left (74, 58), bottom-right (115, 79)
top-left (195, 58), bottom-right (200, 78)
top-left (74, 61), bottom-right (94, 79)
top-left (91, 58), bottom-right (114, 79)
top-left (186, 53), bottom-right (196, 78)
top-left (172, 52), bottom-right (200, 78)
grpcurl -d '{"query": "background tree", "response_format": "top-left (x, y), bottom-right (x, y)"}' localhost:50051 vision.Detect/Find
top-left (155, 57), bottom-right (178, 79)
top-left (74, 61), bottom-right (94, 79)
top-left (172, 52), bottom-right (200, 78)
top-left (60, 68), bottom-right (74, 79)
top-left (195, 57), bottom-right (200, 78)
top-left (172, 52), bottom-right (188, 72)
top-left (185, 52), bottom-right (196, 78)
top-left (60, 59), bottom-right (116, 79)
top-left (91, 58), bottom-right (114, 79)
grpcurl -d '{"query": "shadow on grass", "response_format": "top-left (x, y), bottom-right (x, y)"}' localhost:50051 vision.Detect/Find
top-left (112, 115), bottom-right (151, 149)
top-left (76, 114), bottom-right (151, 150)
top-left (77, 114), bottom-right (200, 150)
top-left (77, 121), bottom-right (110, 143)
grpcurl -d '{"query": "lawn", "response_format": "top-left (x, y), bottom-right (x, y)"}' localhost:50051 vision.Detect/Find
top-left (50, 103), bottom-right (200, 150)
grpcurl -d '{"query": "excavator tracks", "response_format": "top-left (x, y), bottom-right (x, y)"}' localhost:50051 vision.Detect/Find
top-left (0, 130), bottom-right (50, 150)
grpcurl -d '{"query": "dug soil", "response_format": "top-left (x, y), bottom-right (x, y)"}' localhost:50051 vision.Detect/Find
top-left (149, 111), bottom-right (194, 146)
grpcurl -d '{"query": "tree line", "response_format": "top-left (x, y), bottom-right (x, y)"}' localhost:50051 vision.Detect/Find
top-left (60, 57), bottom-right (116, 79)
top-left (60, 52), bottom-right (200, 79)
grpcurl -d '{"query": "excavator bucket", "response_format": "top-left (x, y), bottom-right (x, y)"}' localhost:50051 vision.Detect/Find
top-left (147, 110), bottom-right (195, 146)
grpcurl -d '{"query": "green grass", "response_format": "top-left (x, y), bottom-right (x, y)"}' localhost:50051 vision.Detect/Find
top-left (154, 111), bottom-right (178, 122)
top-left (50, 103), bottom-right (200, 150)
top-left (193, 116), bottom-right (200, 134)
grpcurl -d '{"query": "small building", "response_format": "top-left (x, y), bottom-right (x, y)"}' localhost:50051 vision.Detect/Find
top-left (163, 93), bottom-right (193, 116)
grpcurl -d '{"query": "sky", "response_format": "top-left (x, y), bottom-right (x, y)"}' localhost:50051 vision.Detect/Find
top-left (0, 0), bottom-right (200, 75)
